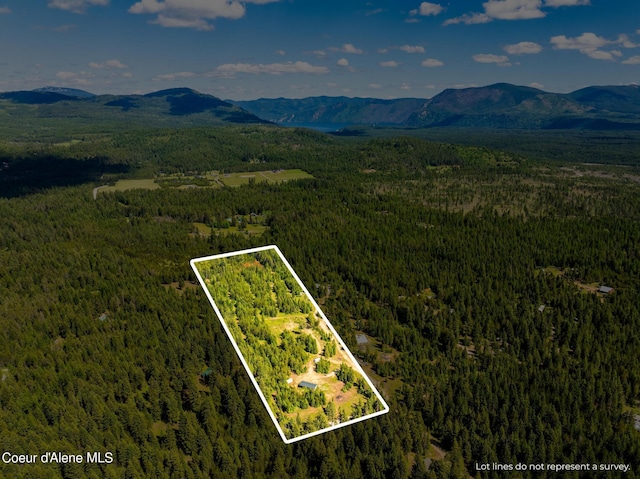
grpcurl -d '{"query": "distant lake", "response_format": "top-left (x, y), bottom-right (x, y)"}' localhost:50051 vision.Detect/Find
top-left (278, 122), bottom-right (354, 132)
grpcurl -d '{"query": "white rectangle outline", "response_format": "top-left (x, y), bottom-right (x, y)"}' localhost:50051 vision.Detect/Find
top-left (190, 245), bottom-right (390, 444)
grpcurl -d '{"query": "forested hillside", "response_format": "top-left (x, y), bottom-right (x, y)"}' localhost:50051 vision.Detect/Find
top-left (234, 83), bottom-right (640, 130)
top-left (0, 125), bottom-right (639, 478)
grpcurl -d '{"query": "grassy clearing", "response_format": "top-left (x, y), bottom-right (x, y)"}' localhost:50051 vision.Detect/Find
top-left (192, 222), bottom-right (212, 236)
top-left (99, 179), bottom-right (160, 193)
top-left (213, 224), bottom-right (268, 236)
top-left (286, 365), bottom-right (360, 421)
top-left (97, 169), bottom-right (312, 196)
top-left (574, 281), bottom-right (602, 294)
top-left (539, 266), bottom-right (607, 295)
top-left (542, 265), bottom-right (564, 277)
top-left (270, 310), bottom-right (374, 421)
top-left (265, 313), bottom-right (305, 335)
top-left (218, 173), bottom-right (254, 187)
top-left (218, 169), bottom-right (312, 186)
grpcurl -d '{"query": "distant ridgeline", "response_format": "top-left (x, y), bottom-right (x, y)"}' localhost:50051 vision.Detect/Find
top-left (0, 87), bottom-right (268, 132)
top-left (1, 83), bottom-right (640, 136)
top-left (233, 83), bottom-right (640, 130)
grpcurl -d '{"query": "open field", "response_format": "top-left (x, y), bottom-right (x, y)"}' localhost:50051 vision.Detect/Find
top-left (219, 168), bottom-right (313, 186)
top-left (96, 178), bottom-right (160, 194)
top-left (214, 224), bottom-right (268, 236)
top-left (96, 169), bottom-right (314, 197)
top-left (192, 222), bottom-right (212, 236)
top-left (265, 313), bottom-right (305, 336)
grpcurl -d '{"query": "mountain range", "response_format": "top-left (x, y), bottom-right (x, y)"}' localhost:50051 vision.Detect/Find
top-left (234, 83), bottom-right (640, 130)
top-left (0, 87), bottom-right (267, 131)
top-left (1, 83), bottom-right (639, 132)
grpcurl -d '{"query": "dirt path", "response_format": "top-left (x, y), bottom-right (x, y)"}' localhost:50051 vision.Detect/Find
top-left (92, 185), bottom-right (108, 200)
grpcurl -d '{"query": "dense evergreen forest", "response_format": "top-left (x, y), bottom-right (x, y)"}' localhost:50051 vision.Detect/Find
top-left (0, 125), bottom-right (639, 478)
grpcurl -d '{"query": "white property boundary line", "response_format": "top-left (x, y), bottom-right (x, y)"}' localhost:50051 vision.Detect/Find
top-left (190, 245), bottom-right (390, 444)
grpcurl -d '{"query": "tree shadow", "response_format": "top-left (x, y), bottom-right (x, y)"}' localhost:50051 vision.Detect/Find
top-left (0, 155), bottom-right (129, 198)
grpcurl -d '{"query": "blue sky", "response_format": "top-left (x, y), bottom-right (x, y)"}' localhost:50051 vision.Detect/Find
top-left (0, 1), bottom-right (638, 99)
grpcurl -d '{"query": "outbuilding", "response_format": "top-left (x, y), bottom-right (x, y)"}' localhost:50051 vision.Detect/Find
top-left (298, 381), bottom-right (318, 391)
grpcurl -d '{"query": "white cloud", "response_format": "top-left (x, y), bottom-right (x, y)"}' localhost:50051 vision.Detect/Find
top-left (444, 12), bottom-right (490, 25)
top-left (128, 0), bottom-right (163, 14)
top-left (368, 83), bottom-right (382, 89)
top-left (550, 32), bottom-right (633, 61)
top-left (586, 50), bottom-right (616, 61)
top-left (484, 0), bottom-right (544, 20)
top-left (336, 58), bottom-right (355, 72)
top-left (0, 6), bottom-right (10, 13)
top-left (399, 45), bottom-right (425, 53)
top-left (213, 61), bottom-right (329, 77)
top-left (445, 0), bottom-right (590, 25)
top-left (445, 0), bottom-right (544, 25)
top-left (48, 0), bottom-right (108, 14)
top-left (400, 82), bottom-right (411, 90)
top-left (410, 2), bottom-right (443, 16)
top-left (276, 49), bottom-right (286, 56)
top-left (154, 71), bottom-right (196, 81)
top-left (310, 50), bottom-right (327, 58)
top-left (329, 43), bottom-right (364, 54)
top-left (617, 34), bottom-right (639, 48)
top-left (544, 0), bottom-right (589, 6)
top-left (380, 45), bottom-right (425, 54)
top-left (151, 14), bottom-right (214, 30)
top-left (89, 59), bottom-right (128, 69)
top-left (343, 43), bottom-right (364, 54)
top-left (422, 58), bottom-right (444, 67)
top-left (473, 53), bottom-right (511, 65)
top-left (128, 0), bottom-right (279, 30)
top-left (551, 32), bottom-right (609, 50)
top-left (380, 61), bottom-right (399, 67)
top-left (529, 82), bottom-right (545, 88)
top-left (504, 41), bottom-right (543, 54)
top-left (622, 56), bottom-right (640, 65)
